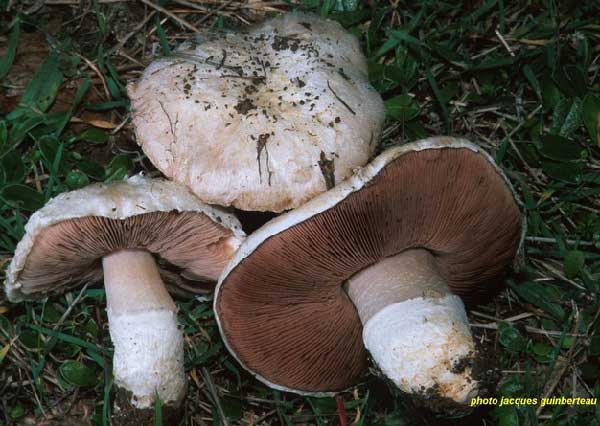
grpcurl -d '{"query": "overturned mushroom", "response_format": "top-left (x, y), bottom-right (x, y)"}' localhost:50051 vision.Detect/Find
top-left (214, 137), bottom-right (524, 409)
top-left (4, 176), bottom-right (245, 424)
top-left (128, 12), bottom-right (385, 212)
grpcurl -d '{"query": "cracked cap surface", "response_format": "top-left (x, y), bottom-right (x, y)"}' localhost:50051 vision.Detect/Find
top-left (128, 12), bottom-right (385, 212)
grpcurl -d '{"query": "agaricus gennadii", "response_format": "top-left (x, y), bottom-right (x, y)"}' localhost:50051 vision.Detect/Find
top-left (214, 137), bottom-right (525, 409)
top-left (127, 12), bottom-right (385, 212)
top-left (4, 175), bottom-right (245, 424)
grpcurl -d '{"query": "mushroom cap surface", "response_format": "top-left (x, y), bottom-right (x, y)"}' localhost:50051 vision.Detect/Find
top-left (214, 136), bottom-right (525, 395)
top-left (128, 12), bottom-right (385, 212)
top-left (5, 175), bottom-right (245, 302)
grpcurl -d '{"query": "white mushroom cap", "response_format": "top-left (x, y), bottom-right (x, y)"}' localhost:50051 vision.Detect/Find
top-left (128, 12), bottom-right (385, 212)
top-left (4, 174), bottom-right (245, 302)
top-left (255, 12), bottom-right (368, 73)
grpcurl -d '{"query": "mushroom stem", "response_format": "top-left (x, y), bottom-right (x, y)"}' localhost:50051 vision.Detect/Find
top-left (103, 249), bottom-right (186, 420)
top-left (343, 249), bottom-right (478, 405)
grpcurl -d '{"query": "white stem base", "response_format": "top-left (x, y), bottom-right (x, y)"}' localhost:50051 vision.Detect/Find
top-left (362, 294), bottom-right (477, 404)
top-left (103, 249), bottom-right (187, 410)
top-left (108, 308), bottom-right (186, 409)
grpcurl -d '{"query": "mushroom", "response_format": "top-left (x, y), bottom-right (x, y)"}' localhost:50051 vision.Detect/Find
top-left (214, 137), bottom-right (525, 409)
top-left (127, 12), bottom-right (385, 212)
top-left (4, 175), bottom-right (245, 424)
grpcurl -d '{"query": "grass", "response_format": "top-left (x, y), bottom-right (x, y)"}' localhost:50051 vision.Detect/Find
top-left (0, 0), bottom-right (599, 425)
